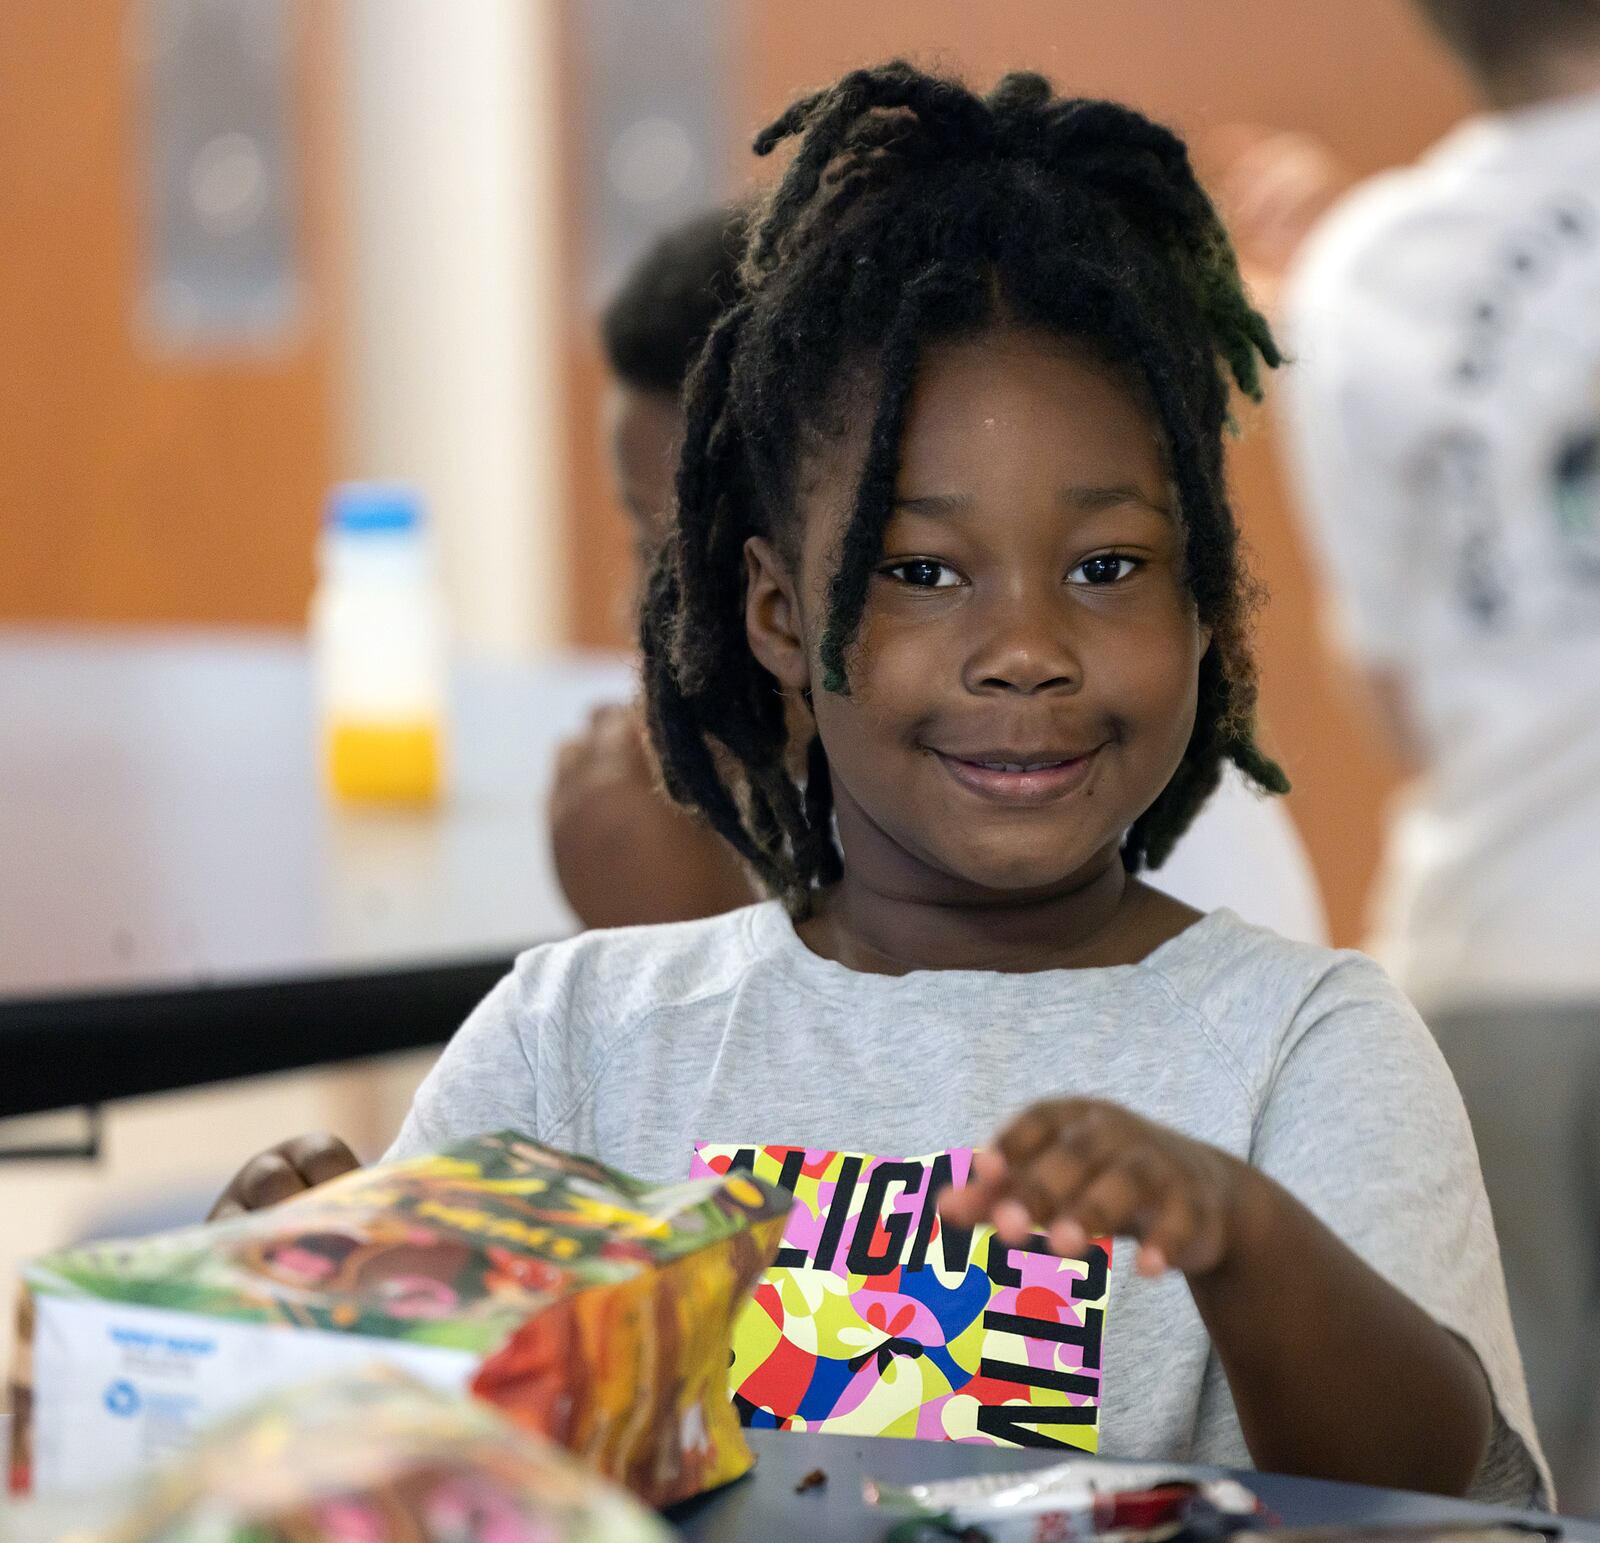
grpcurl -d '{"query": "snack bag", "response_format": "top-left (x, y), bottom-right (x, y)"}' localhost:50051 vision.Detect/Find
top-left (9, 1133), bottom-right (789, 1508)
top-left (6, 1365), bottom-right (673, 1543)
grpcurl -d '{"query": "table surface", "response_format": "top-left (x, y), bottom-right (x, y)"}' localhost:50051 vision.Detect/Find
top-left (0, 626), bottom-right (1329, 1002)
top-left (673, 1430), bottom-right (1588, 1540)
top-left (0, 628), bottom-right (634, 1116)
top-left (0, 628), bottom-right (635, 998)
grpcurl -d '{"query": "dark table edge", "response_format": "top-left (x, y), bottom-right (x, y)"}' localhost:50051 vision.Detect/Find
top-left (0, 949), bottom-right (543, 1118)
top-left (669, 1431), bottom-right (1587, 1539)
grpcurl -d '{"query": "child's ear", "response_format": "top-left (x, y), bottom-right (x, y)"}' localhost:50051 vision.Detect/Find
top-left (744, 536), bottom-right (811, 693)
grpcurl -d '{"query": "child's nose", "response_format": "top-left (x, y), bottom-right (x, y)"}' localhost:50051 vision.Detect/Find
top-left (962, 597), bottom-right (1082, 695)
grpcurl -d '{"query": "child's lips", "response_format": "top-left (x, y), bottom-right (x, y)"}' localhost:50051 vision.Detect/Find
top-left (932, 745), bottom-right (1103, 804)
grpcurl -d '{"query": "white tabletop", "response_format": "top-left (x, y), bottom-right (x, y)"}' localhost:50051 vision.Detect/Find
top-left (0, 628), bottom-right (636, 1000)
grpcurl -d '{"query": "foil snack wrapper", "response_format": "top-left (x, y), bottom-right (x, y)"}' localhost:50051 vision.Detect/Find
top-left (867, 1457), bottom-right (1265, 1542)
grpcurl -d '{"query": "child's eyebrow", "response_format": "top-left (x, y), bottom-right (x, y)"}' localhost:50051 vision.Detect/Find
top-left (891, 485), bottom-right (1172, 518)
top-left (1060, 483), bottom-right (1173, 517)
top-left (891, 493), bottom-right (972, 516)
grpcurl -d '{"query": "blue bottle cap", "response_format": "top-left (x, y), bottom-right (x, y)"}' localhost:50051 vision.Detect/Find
top-left (326, 482), bottom-right (424, 535)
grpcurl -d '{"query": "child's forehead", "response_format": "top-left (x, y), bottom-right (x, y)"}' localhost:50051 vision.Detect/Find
top-left (903, 330), bottom-right (1159, 433)
top-left (797, 328), bottom-right (1167, 499)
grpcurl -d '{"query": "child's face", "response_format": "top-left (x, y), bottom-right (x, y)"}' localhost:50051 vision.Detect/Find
top-left (604, 378), bottom-right (683, 568)
top-left (746, 327), bottom-right (1208, 899)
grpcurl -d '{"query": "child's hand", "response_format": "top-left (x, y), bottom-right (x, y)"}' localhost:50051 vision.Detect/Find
top-left (939, 1099), bottom-right (1253, 1280)
top-left (208, 1133), bottom-right (361, 1220)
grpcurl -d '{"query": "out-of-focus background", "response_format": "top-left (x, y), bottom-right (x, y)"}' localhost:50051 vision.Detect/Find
top-left (0, 0), bottom-right (1475, 1359)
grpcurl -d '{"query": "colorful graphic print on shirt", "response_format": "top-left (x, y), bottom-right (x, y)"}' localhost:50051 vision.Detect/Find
top-left (691, 1144), bottom-right (1112, 1450)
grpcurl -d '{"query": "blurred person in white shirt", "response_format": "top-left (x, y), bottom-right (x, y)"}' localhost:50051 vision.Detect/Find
top-left (1226, 0), bottom-right (1600, 1509)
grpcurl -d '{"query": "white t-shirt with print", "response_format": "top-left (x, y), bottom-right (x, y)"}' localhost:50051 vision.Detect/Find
top-left (1280, 88), bottom-right (1600, 1014)
top-left (387, 903), bottom-right (1547, 1504)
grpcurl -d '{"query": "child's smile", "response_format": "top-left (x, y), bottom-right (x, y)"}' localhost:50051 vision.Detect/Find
top-left (747, 326), bottom-right (1208, 909)
top-left (929, 743), bottom-right (1105, 806)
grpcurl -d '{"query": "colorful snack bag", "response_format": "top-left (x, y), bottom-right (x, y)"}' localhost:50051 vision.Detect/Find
top-left (866, 1459), bottom-right (1265, 1543)
top-left (6, 1365), bottom-right (674, 1543)
top-left (9, 1133), bottom-right (789, 1508)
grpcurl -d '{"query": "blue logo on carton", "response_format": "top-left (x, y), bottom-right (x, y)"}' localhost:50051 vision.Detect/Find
top-left (103, 1379), bottom-right (141, 1417)
top-left (109, 1326), bottom-right (215, 1357)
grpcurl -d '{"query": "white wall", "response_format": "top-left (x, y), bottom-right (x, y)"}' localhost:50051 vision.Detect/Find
top-left (337, 0), bottom-right (568, 655)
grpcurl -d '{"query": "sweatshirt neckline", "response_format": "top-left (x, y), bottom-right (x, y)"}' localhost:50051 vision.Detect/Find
top-left (746, 899), bottom-right (1236, 1001)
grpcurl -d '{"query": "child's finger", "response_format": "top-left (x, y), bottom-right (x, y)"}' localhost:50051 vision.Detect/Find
top-left (1062, 1153), bottom-right (1156, 1241)
top-left (282, 1132), bottom-right (361, 1189)
top-left (993, 1102), bottom-right (1072, 1168)
top-left (1143, 1188), bottom-right (1223, 1278)
top-left (937, 1188), bottom-right (990, 1230)
top-left (213, 1150), bottom-right (304, 1217)
top-left (936, 1148), bottom-right (1008, 1228)
top-left (1047, 1216), bottom-right (1090, 1257)
top-left (970, 1146), bottom-right (1007, 1188)
top-left (1152, 1190), bottom-right (1222, 1280)
top-left (1133, 1190), bottom-right (1194, 1277)
top-left (1135, 1242), bottom-right (1170, 1277)
top-left (1004, 1137), bottom-right (1106, 1230)
top-left (991, 1198), bottom-right (1035, 1246)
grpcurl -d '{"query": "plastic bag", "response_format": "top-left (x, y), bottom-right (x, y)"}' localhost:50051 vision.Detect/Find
top-left (6, 1365), bottom-right (674, 1543)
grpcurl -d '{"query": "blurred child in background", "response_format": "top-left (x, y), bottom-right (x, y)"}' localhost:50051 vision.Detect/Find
top-left (547, 208), bottom-right (760, 927)
top-left (1227, 0), bottom-right (1600, 1508)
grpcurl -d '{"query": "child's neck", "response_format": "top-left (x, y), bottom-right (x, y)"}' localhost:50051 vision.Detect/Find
top-left (795, 861), bottom-right (1202, 976)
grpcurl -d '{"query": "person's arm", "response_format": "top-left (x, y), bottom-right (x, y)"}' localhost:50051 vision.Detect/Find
top-left (1189, 1155), bottom-right (1490, 1492)
top-left (549, 701), bottom-right (758, 929)
top-left (942, 1100), bottom-right (1490, 1494)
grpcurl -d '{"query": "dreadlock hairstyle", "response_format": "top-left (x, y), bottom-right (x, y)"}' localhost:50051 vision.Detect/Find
top-left (641, 61), bottom-right (1289, 916)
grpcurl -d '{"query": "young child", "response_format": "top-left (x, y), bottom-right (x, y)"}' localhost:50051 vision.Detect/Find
top-left (218, 64), bottom-right (1547, 1503)
top-left (551, 202), bottom-right (1326, 939)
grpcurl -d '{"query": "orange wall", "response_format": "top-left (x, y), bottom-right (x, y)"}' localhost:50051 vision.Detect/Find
top-left (0, 2), bottom-right (336, 628)
top-left (561, 1), bottom-right (1476, 945)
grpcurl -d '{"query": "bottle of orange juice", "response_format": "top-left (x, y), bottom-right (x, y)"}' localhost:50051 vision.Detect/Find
top-left (311, 482), bottom-right (448, 804)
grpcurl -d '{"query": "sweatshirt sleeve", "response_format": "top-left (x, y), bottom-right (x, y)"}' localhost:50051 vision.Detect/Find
top-left (383, 967), bottom-right (540, 1160)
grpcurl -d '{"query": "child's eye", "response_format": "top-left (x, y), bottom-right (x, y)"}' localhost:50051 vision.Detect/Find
top-left (881, 558), bottom-right (962, 589)
top-left (1067, 554), bottom-right (1141, 586)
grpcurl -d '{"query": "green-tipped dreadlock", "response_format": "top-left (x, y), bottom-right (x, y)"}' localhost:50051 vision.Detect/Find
top-left (641, 61), bottom-right (1288, 915)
